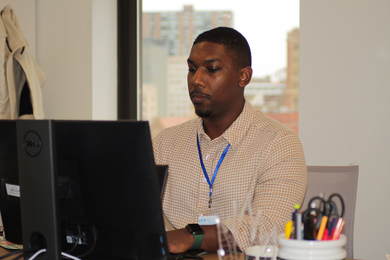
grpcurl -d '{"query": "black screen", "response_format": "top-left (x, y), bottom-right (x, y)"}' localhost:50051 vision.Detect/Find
top-left (0, 120), bottom-right (169, 260)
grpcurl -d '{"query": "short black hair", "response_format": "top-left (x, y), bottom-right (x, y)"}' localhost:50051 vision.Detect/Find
top-left (193, 27), bottom-right (252, 69)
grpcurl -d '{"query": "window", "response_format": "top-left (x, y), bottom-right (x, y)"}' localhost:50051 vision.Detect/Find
top-left (142, 1), bottom-right (300, 136)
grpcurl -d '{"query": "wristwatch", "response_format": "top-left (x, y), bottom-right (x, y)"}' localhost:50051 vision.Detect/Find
top-left (185, 224), bottom-right (204, 250)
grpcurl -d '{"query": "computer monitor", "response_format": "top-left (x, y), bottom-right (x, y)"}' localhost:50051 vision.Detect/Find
top-left (0, 121), bottom-right (23, 245)
top-left (0, 119), bottom-right (169, 260)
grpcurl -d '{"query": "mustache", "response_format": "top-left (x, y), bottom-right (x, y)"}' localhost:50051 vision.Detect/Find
top-left (190, 89), bottom-right (211, 99)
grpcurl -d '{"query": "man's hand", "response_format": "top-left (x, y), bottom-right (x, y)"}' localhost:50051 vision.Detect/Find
top-left (166, 228), bottom-right (195, 253)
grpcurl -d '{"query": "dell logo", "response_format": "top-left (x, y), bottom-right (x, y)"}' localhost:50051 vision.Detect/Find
top-left (23, 131), bottom-right (42, 157)
top-left (25, 139), bottom-right (41, 148)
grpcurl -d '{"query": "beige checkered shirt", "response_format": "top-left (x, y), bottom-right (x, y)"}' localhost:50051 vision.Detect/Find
top-left (153, 101), bottom-right (307, 251)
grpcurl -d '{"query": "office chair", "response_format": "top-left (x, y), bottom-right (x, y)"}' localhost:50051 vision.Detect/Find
top-left (302, 165), bottom-right (359, 259)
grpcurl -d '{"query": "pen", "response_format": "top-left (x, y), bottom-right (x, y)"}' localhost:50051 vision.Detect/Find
top-left (290, 204), bottom-right (299, 239)
top-left (325, 216), bottom-right (337, 239)
top-left (316, 215), bottom-right (328, 240)
top-left (296, 211), bottom-right (302, 240)
top-left (285, 220), bottom-right (293, 239)
top-left (332, 218), bottom-right (344, 240)
top-left (322, 228), bottom-right (330, 240)
top-left (294, 204), bottom-right (300, 218)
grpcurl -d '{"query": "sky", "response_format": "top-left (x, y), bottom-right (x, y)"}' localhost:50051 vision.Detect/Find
top-left (142, 0), bottom-right (300, 80)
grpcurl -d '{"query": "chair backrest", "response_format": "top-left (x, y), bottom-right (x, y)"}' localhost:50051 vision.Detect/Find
top-left (302, 165), bottom-right (359, 259)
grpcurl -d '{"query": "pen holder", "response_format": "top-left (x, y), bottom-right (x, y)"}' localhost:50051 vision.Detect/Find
top-left (277, 234), bottom-right (347, 260)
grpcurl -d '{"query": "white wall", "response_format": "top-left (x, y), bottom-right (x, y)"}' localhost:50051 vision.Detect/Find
top-left (300, 1), bottom-right (390, 259)
top-left (36, 0), bottom-right (93, 119)
top-left (92, 1), bottom-right (118, 120)
top-left (1, 0), bottom-right (117, 120)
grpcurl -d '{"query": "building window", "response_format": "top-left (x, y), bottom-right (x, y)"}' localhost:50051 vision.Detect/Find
top-left (142, 1), bottom-right (300, 136)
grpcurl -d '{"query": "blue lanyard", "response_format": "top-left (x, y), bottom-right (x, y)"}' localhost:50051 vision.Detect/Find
top-left (197, 134), bottom-right (230, 208)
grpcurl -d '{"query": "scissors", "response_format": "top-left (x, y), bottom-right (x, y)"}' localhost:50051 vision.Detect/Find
top-left (301, 193), bottom-right (345, 240)
top-left (328, 193), bottom-right (345, 240)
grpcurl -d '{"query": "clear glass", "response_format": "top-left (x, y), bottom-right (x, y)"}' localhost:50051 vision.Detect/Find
top-left (142, 1), bottom-right (300, 137)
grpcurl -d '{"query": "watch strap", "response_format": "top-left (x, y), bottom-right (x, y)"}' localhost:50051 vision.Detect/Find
top-left (190, 232), bottom-right (204, 250)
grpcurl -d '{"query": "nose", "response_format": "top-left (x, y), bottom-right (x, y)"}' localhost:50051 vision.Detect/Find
top-left (189, 68), bottom-right (205, 88)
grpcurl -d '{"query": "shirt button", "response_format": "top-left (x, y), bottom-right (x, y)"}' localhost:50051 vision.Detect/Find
top-left (202, 178), bottom-right (207, 183)
top-left (205, 154), bottom-right (210, 160)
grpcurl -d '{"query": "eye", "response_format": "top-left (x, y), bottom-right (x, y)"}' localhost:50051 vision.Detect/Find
top-left (188, 67), bottom-right (197, 73)
top-left (207, 67), bottom-right (219, 73)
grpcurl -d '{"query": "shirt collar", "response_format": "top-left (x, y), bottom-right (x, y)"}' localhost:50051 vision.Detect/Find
top-left (197, 99), bottom-right (255, 148)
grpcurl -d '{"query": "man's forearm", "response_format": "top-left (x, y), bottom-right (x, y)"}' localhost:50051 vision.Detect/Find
top-left (166, 224), bottom-right (237, 253)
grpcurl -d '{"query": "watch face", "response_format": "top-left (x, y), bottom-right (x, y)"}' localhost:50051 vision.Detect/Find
top-left (186, 224), bottom-right (204, 234)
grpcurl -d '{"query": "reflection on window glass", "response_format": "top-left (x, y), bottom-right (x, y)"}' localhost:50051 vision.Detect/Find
top-left (142, 1), bottom-right (300, 137)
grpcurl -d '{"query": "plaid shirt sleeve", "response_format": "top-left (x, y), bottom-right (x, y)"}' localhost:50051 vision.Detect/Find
top-left (221, 129), bottom-right (307, 250)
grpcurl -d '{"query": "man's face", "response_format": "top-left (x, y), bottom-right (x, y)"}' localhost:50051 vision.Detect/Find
top-left (187, 41), bottom-right (243, 119)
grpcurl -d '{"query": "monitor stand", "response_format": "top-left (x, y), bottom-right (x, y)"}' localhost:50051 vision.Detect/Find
top-left (16, 120), bottom-right (61, 259)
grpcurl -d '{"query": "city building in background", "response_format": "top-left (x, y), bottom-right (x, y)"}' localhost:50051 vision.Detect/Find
top-left (142, 5), bottom-right (233, 136)
top-left (143, 5), bottom-right (232, 57)
top-left (142, 38), bottom-right (169, 120)
top-left (285, 28), bottom-right (300, 112)
top-left (142, 5), bottom-right (300, 137)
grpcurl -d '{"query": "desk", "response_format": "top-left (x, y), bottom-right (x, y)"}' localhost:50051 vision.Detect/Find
top-left (201, 253), bottom-right (357, 260)
top-left (0, 246), bottom-right (22, 260)
top-left (0, 247), bottom-right (358, 260)
top-left (201, 253), bottom-right (244, 259)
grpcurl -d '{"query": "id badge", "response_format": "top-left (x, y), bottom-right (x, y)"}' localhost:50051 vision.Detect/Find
top-left (198, 215), bottom-right (219, 225)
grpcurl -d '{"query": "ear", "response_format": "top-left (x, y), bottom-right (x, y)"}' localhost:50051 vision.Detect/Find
top-left (238, 66), bottom-right (253, 88)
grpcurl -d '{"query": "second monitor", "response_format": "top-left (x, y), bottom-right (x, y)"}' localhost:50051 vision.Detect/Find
top-left (1, 120), bottom-right (169, 260)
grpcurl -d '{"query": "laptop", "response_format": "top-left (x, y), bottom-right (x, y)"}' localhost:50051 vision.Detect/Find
top-left (156, 165), bottom-right (168, 200)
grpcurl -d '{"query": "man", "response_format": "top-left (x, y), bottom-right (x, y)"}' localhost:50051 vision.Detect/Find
top-left (153, 27), bottom-right (307, 254)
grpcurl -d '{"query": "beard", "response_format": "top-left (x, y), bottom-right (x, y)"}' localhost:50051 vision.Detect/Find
top-left (195, 107), bottom-right (212, 118)
top-left (190, 89), bottom-right (213, 118)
